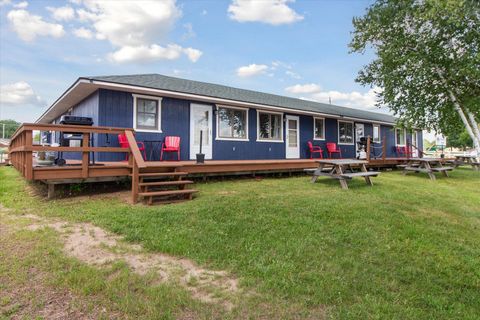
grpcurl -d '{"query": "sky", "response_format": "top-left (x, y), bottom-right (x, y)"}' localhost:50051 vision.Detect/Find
top-left (0, 0), bottom-right (390, 125)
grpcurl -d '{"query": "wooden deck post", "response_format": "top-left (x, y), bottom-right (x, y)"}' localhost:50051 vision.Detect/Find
top-left (382, 136), bottom-right (386, 163)
top-left (366, 136), bottom-right (371, 162)
top-left (25, 130), bottom-right (33, 180)
top-left (47, 184), bottom-right (55, 199)
top-left (82, 132), bottom-right (90, 178)
top-left (131, 157), bottom-right (139, 204)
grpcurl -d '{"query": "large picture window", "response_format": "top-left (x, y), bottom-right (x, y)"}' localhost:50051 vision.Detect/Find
top-left (314, 117), bottom-right (325, 140)
top-left (258, 111), bottom-right (282, 141)
top-left (217, 106), bottom-right (248, 140)
top-left (133, 94), bottom-right (162, 132)
top-left (338, 121), bottom-right (354, 144)
top-left (396, 128), bottom-right (406, 146)
top-left (373, 124), bottom-right (381, 143)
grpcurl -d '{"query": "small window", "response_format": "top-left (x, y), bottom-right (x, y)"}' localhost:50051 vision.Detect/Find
top-left (217, 106), bottom-right (248, 139)
top-left (314, 117), bottom-right (325, 140)
top-left (338, 121), bottom-right (354, 144)
top-left (373, 124), bottom-right (381, 143)
top-left (396, 128), bottom-right (406, 146)
top-left (258, 111), bottom-right (282, 141)
top-left (133, 95), bottom-right (162, 132)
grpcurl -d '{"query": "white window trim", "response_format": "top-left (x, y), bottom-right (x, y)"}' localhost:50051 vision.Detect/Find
top-left (395, 128), bottom-right (407, 146)
top-left (372, 124), bottom-right (381, 143)
top-left (256, 110), bottom-right (284, 143)
top-left (215, 105), bottom-right (249, 141)
top-left (313, 117), bottom-right (325, 141)
top-left (132, 94), bottom-right (162, 133)
top-left (338, 120), bottom-right (355, 145)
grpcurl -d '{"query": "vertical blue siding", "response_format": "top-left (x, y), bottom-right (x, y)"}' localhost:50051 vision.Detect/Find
top-left (50, 88), bottom-right (407, 162)
top-left (96, 89), bottom-right (191, 161)
top-left (53, 91), bottom-right (100, 161)
top-left (213, 108), bottom-right (285, 160)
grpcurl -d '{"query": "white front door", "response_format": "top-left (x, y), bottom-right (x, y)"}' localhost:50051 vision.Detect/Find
top-left (285, 115), bottom-right (300, 159)
top-left (190, 103), bottom-right (212, 160)
top-left (355, 123), bottom-right (365, 156)
top-left (412, 131), bottom-right (419, 157)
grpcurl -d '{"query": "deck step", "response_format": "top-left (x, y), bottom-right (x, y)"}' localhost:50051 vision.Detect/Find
top-left (137, 171), bottom-right (188, 177)
top-left (139, 180), bottom-right (194, 187)
top-left (139, 189), bottom-right (198, 197)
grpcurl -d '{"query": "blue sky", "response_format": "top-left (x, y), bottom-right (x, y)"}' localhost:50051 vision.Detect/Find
top-left (0, 0), bottom-right (382, 123)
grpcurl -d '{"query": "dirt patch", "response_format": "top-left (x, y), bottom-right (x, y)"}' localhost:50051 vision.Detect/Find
top-left (0, 219), bottom-right (114, 319)
top-left (24, 216), bottom-right (241, 310)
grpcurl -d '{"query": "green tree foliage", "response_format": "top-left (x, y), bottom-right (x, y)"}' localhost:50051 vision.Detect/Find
top-left (0, 119), bottom-right (21, 139)
top-left (350, 0), bottom-right (480, 149)
top-left (447, 129), bottom-right (473, 149)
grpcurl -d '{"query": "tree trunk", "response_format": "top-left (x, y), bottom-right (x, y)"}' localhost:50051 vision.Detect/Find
top-left (446, 91), bottom-right (480, 154)
top-left (466, 111), bottom-right (480, 145)
top-left (436, 69), bottom-right (480, 155)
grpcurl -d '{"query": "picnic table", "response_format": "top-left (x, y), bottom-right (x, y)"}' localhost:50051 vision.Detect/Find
top-left (309, 159), bottom-right (380, 189)
top-left (449, 155), bottom-right (480, 171)
top-left (401, 158), bottom-right (453, 180)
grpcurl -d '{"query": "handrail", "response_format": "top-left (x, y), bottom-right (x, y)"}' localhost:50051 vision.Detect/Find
top-left (125, 131), bottom-right (146, 168)
top-left (8, 123), bottom-right (142, 181)
top-left (10, 123), bottom-right (134, 141)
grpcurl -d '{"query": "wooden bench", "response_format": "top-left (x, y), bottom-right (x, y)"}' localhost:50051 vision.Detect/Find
top-left (430, 167), bottom-right (453, 172)
top-left (340, 172), bottom-right (379, 179)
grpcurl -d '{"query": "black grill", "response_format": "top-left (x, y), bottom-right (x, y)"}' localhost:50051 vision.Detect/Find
top-left (59, 115), bottom-right (94, 126)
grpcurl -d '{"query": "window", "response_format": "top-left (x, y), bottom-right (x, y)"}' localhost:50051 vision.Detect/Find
top-left (313, 117), bottom-right (325, 140)
top-left (217, 106), bottom-right (248, 140)
top-left (373, 124), bottom-right (381, 143)
top-left (133, 94), bottom-right (162, 132)
top-left (396, 128), bottom-right (406, 146)
top-left (258, 111), bottom-right (283, 141)
top-left (338, 121), bottom-right (354, 144)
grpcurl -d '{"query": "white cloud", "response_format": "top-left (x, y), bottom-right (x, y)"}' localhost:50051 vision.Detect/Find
top-left (0, 0), bottom-right (12, 7)
top-left (236, 64), bottom-right (269, 77)
top-left (73, 27), bottom-right (93, 39)
top-left (74, 0), bottom-right (202, 63)
top-left (7, 9), bottom-right (65, 42)
top-left (47, 5), bottom-right (75, 21)
top-left (80, 0), bottom-right (181, 47)
top-left (13, 1), bottom-right (27, 8)
top-left (183, 47), bottom-right (202, 62)
top-left (0, 81), bottom-right (44, 106)
top-left (285, 83), bottom-right (322, 94)
top-left (285, 70), bottom-right (301, 79)
top-left (286, 84), bottom-right (387, 112)
top-left (228, 0), bottom-right (303, 25)
top-left (108, 44), bottom-right (202, 63)
top-left (182, 23), bottom-right (195, 40)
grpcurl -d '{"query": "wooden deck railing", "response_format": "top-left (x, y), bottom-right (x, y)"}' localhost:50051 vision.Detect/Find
top-left (366, 136), bottom-right (387, 162)
top-left (8, 123), bottom-right (140, 181)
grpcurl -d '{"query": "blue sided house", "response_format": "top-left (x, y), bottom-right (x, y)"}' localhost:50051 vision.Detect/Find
top-left (36, 74), bottom-right (422, 162)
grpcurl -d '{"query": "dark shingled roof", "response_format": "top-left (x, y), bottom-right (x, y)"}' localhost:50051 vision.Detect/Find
top-left (86, 74), bottom-right (396, 124)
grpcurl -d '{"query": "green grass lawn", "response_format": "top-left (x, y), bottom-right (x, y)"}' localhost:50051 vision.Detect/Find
top-left (1, 166), bottom-right (479, 319)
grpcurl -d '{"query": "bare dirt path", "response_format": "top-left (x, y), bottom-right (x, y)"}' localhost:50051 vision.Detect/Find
top-left (10, 212), bottom-right (242, 311)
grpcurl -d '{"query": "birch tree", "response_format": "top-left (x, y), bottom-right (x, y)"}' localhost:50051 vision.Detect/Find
top-left (350, 0), bottom-right (480, 154)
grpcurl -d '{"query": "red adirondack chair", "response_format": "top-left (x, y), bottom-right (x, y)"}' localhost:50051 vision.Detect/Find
top-left (396, 145), bottom-right (413, 158)
top-left (307, 141), bottom-right (323, 159)
top-left (118, 133), bottom-right (146, 161)
top-left (326, 142), bottom-right (342, 158)
top-left (160, 136), bottom-right (181, 161)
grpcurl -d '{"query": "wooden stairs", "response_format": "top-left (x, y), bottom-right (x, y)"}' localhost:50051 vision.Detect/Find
top-left (136, 171), bottom-right (198, 205)
top-left (125, 131), bottom-right (198, 205)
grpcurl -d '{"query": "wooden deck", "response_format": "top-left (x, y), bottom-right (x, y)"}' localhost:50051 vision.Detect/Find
top-left (30, 157), bottom-right (412, 182)
top-left (9, 123), bottom-right (416, 203)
